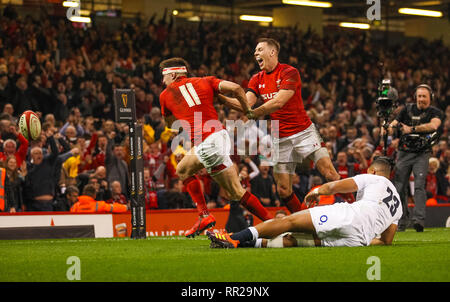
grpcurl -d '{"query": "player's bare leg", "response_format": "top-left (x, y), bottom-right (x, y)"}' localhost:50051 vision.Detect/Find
top-left (177, 148), bottom-right (216, 237)
top-left (312, 152), bottom-right (359, 203)
top-left (273, 172), bottom-right (293, 199)
top-left (261, 232), bottom-right (321, 247)
top-left (208, 210), bottom-right (320, 248)
top-left (211, 165), bottom-right (246, 201)
top-left (274, 169), bottom-right (303, 213)
top-left (175, 148), bottom-right (205, 181)
top-left (315, 156), bottom-right (340, 182)
top-left (255, 210), bottom-right (316, 238)
top-left (212, 165), bottom-right (273, 221)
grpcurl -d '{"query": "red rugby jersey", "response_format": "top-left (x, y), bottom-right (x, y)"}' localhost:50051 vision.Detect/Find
top-left (247, 63), bottom-right (311, 138)
top-left (160, 76), bottom-right (224, 146)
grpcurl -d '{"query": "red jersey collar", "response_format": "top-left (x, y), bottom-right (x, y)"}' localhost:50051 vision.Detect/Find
top-left (265, 62), bottom-right (281, 75)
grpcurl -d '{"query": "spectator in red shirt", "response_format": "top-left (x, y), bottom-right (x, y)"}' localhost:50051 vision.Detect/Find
top-left (78, 132), bottom-right (98, 173)
top-left (333, 151), bottom-right (361, 203)
top-left (334, 151), bottom-right (361, 179)
top-left (0, 124), bottom-right (28, 167)
top-left (144, 142), bottom-right (165, 190)
top-left (107, 180), bottom-right (128, 206)
top-left (144, 167), bottom-right (158, 209)
top-left (90, 133), bottom-right (107, 169)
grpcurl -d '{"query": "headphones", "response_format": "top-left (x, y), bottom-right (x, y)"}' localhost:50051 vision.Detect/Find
top-left (413, 84), bottom-right (434, 102)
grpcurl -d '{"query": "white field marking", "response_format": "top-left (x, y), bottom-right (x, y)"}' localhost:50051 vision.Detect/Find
top-left (1, 237), bottom-right (209, 245)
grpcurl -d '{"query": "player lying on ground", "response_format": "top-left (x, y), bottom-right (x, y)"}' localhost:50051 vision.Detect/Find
top-left (208, 157), bottom-right (402, 248)
top-left (159, 57), bottom-right (273, 238)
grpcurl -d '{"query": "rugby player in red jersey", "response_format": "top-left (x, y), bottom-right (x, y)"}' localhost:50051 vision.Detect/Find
top-left (159, 57), bottom-right (273, 238)
top-left (219, 38), bottom-right (340, 214)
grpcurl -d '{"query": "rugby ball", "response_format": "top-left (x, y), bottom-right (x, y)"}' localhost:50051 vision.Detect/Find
top-left (19, 110), bottom-right (41, 141)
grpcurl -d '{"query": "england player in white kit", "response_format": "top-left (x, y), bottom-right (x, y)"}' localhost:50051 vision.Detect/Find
top-left (207, 157), bottom-right (402, 248)
top-left (308, 171), bottom-right (402, 247)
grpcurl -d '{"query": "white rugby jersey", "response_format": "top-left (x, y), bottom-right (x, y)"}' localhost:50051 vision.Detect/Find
top-left (350, 174), bottom-right (403, 244)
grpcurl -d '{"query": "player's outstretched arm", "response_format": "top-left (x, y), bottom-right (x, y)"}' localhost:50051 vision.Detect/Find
top-left (217, 90), bottom-right (259, 113)
top-left (251, 89), bottom-right (294, 118)
top-left (305, 178), bottom-right (358, 207)
top-left (217, 94), bottom-right (245, 112)
top-left (218, 81), bottom-right (252, 114)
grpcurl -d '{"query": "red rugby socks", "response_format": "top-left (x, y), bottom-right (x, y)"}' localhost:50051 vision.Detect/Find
top-left (240, 191), bottom-right (273, 221)
top-left (281, 193), bottom-right (302, 213)
top-left (183, 176), bottom-right (209, 217)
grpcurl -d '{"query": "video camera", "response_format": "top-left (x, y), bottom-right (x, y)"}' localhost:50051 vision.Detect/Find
top-left (399, 131), bottom-right (439, 153)
top-left (375, 76), bottom-right (399, 156)
top-left (376, 79), bottom-right (398, 119)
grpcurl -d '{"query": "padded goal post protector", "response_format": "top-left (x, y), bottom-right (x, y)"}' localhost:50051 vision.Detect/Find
top-left (129, 123), bottom-right (146, 239)
top-left (114, 88), bottom-right (146, 239)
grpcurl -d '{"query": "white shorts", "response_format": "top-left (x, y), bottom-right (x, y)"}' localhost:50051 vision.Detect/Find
top-left (193, 129), bottom-right (233, 176)
top-left (272, 124), bottom-right (324, 174)
top-left (309, 203), bottom-right (367, 247)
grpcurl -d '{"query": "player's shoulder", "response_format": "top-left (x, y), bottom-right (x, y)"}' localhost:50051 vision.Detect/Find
top-left (160, 86), bottom-right (173, 100)
top-left (186, 76), bottom-right (202, 81)
top-left (202, 75), bottom-right (219, 80)
top-left (279, 63), bottom-right (298, 71)
top-left (199, 76), bottom-right (223, 91)
top-left (187, 75), bottom-right (218, 85)
top-left (249, 70), bottom-right (264, 80)
top-left (202, 75), bottom-right (222, 84)
top-left (279, 63), bottom-right (300, 75)
top-left (353, 173), bottom-right (390, 186)
top-left (160, 87), bottom-right (169, 99)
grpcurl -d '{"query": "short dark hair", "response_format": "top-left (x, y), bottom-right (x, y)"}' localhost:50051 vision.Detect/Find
top-left (371, 156), bottom-right (394, 174)
top-left (159, 57), bottom-right (190, 74)
top-left (257, 38), bottom-right (280, 54)
top-left (41, 121), bottom-right (52, 132)
top-left (169, 178), bottom-right (181, 189)
top-left (82, 184), bottom-right (97, 198)
top-left (66, 185), bottom-right (79, 195)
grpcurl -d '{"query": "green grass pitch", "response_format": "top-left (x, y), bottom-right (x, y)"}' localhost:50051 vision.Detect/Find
top-left (0, 228), bottom-right (449, 282)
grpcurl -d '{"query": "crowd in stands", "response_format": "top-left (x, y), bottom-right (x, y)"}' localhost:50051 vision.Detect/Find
top-left (0, 5), bottom-right (448, 213)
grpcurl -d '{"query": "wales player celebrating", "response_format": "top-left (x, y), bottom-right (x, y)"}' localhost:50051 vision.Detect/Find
top-left (219, 38), bottom-right (340, 214)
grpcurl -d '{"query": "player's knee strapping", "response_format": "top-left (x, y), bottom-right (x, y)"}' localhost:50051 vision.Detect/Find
top-left (266, 232), bottom-right (317, 248)
top-left (266, 234), bottom-right (285, 248)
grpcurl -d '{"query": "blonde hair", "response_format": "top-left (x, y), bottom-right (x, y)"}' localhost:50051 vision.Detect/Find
top-left (429, 157), bottom-right (440, 172)
top-left (3, 155), bottom-right (18, 181)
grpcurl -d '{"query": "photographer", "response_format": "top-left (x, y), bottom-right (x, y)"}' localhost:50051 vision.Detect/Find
top-left (386, 84), bottom-right (444, 232)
